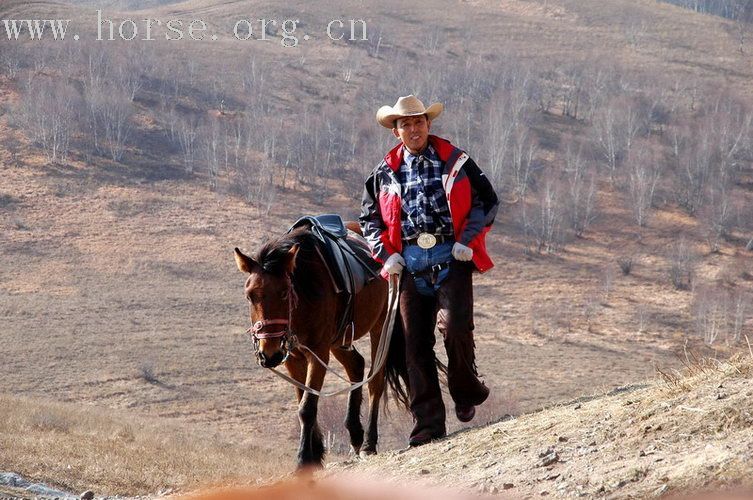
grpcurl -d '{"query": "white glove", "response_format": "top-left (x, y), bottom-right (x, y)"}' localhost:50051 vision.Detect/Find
top-left (452, 242), bottom-right (473, 262)
top-left (383, 253), bottom-right (405, 275)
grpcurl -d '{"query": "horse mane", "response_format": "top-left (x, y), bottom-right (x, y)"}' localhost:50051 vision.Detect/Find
top-left (254, 226), bottom-right (325, 300)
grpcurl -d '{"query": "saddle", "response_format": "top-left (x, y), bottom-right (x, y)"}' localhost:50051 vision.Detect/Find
top-left (287, 214), bottom-right (382, 347)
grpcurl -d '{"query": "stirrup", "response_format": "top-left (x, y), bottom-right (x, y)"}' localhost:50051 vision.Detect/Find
top-left (339, 321), bottom-right (355, 351)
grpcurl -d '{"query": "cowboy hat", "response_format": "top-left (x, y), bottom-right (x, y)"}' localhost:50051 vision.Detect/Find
top-left (376, 95), bottom-right (443, 129)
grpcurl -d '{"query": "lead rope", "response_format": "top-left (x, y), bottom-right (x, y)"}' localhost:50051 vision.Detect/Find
top-left (266, 270), bottom-right (401, 397)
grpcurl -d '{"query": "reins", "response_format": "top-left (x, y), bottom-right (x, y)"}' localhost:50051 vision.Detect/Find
top-left (260, 271), bottom-right (401, 397)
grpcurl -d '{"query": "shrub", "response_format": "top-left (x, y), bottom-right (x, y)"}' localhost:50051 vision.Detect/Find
top-left (617, 256), bottom-right (634, 275)
top-left (668, 238), bottom-right (696, 291)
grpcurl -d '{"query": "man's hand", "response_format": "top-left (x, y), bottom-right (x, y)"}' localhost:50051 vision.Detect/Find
top-left (452, 242), bottom-right (473, 261)
top-left (383, 253), bottom-right (406, 275)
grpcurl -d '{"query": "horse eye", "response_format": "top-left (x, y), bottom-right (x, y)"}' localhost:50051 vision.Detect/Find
top-left (281, 290), bottom-right (288, 300)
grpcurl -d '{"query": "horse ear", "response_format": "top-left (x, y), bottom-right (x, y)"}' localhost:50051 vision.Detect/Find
top-left (234, 248), bottom-right (258, 273)
top-left (285, 244), bottom-right (300, 275)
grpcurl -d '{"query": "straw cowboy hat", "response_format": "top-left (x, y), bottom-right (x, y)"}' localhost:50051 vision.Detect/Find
top-left (376, 95), bottom-right (444, 129)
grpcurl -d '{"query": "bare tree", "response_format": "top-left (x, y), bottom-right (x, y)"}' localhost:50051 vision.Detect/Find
top-left (671, 124), bottom-right (712, 216)
top-left (591, 97), bottom-right (648, 183)
top-left (626, 145), bottom-right (661, 227)
top-left (114, 57), bottom-right (144, 102)
top-left (701, 168), bottom-right (744, 254)
top-left (730, 290), bottom-right (750, 343)
top-left (708, 98), bottom-right (752, 185)
top-left (483, 97), bottom-right (516, 193)
top-left (241, 55), bottom-right (270, 107)
top-left (82, 43), bottom-right (111, 154)
top-left (693, 285), bottom-right (728, 345)
top-left (201, 118), bottom-right (221, 189)
top-left (668, 238), bottom-right (696, 291)
top-left (520, 174), bottom-right (567, 254)
top-left (367, 24), bottom-right (385, 58)
top-left (564, 143), bottom-right (598, 236)
top-left (340, 51), bottom-right (363, 84)
top-left (424, 25), bottom-right (443, 56)
top-left (162, 100), bottom-right (179, 144)
top-left (234, 155), bottom-right (278, 214)
top-left (1, 43), bottom-right (23, 79)
top-left (728, 6), bottom-right (751, 53)
top-left (561, 64), bottom-right (585, 119)
top-left (532, 70), bottom-right (559, 114)
top-left (636, 304), bottom-right (650, 334)
top-left (98, 86), bottom-right (134, 162)
top-left (16, 79), bottom-right (79, 164)
top-left (510, 126), bottom-right (538, 198)
top-left (602, 265), bottom-right (616, 303)
top-left (592, 103), bottom-right (624, 182)
top-left (177, 115), bottom-right (199, 173)
top-left (580, 62), bottom-right (617, 122)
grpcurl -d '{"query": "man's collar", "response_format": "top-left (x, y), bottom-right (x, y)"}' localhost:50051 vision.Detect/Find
top-left (384, 134), bottom-right (457, 172)
top-left (404, 143), bottom-right (436, 165)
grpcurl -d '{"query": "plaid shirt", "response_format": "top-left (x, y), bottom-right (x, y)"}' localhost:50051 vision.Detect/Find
top-left (398, 144), bottom-right (454, 240)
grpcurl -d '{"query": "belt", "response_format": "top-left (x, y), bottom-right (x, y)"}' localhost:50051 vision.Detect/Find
top-left (411, 262), bottom-right (451, 286)
top-left (403, 233), bottom-right (454, 248)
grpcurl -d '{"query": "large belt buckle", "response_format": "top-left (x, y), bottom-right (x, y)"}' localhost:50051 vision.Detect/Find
top-left (416, 233), bottom-right (437, 249)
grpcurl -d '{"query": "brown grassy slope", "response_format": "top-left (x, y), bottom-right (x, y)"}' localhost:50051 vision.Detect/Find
top-left (5, 0), bottom-right (750, 110)
top-left (0, 395), bottom-right (290, 496)
top-left (133, 0), bottom-right (753, 100)
top-left (2, 0), bottom-right (753, 485)
top-left (332, 354), bottom-right (753, 499)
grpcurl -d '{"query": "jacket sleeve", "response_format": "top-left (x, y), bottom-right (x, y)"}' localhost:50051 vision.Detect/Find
top-left (459, 156), bottom-right (499, 246)
top-left (359, 168), bottom-right (391, 263)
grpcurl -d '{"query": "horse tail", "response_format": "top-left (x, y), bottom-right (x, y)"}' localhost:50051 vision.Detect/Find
top-left (435, 357), bottom-right (448, 381)
top-left (384, 309), bottom-right (411, 412)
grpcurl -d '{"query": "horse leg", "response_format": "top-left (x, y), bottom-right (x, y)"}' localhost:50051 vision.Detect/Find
top-left (296, 349), bottom-right (328, 470)
top-left (330, 346), bottom-right (365, 455)
top-left (361, 315), bottom-right (387, 456)
top-left (284, 352), bottom-right (307, 403)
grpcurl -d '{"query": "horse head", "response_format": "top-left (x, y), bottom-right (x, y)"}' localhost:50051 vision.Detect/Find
top-left (234, 245), bottom-right (299, 369)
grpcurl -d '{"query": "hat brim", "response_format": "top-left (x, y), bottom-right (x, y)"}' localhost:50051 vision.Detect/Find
top-left (376, 102), bottom-right (443, 129)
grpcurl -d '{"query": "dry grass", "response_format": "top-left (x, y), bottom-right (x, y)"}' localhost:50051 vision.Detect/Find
top-left (0, 394), bottom-right (290, 496)
top-left (333, 354), bottom-right (753, 498)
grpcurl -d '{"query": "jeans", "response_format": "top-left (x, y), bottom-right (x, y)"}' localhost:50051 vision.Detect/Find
top-left (402, 241), bottom-right (454, 296)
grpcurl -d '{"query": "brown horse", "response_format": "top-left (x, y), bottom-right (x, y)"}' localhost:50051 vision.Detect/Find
top-left (233, 222), bottom-right (408, 469)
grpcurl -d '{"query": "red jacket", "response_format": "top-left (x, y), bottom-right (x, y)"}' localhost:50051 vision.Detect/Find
top-left (359, 135), bottom-right (499, 279)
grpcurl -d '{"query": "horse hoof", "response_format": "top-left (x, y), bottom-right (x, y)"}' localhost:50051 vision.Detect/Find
top-left (359, 449), bottom-right (377, 459)
top-left (296, 463), bottom-right (323, 475)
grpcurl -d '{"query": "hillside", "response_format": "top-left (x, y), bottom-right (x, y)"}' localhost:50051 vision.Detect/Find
top-left (0, 395), bottom-right (287, 496)
top-left (10, 354), bottom-right (745, 498)
top-left (2, 0), bottom-right (753, 495)
top-left (329, 354), bottom-right (753, 499)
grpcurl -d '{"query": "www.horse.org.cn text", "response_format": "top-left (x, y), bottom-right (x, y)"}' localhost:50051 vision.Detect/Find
top-left (1, 11), bottom-right (369, 47)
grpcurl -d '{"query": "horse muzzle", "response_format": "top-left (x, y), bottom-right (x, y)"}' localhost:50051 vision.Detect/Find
top-left (258, 350), bottom-right (285, 368)
top-left (248, 319), bottom-right (296, 368)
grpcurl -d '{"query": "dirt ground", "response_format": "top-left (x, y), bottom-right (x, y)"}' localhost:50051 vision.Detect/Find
top-left (330, 355), bottom-right (753, 499)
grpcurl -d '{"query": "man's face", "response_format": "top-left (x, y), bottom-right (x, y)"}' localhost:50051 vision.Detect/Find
top-left (392, 114), bottom-right (431, 154)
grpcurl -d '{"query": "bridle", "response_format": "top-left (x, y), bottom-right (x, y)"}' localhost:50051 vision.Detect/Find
top-left (246, 273), bottom-right (299, 364)
top-left (241, 248), bottom-right (402, 398)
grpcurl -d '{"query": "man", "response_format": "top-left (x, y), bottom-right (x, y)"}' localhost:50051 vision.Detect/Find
top-left (359, 95), bottom-right (499, 446)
